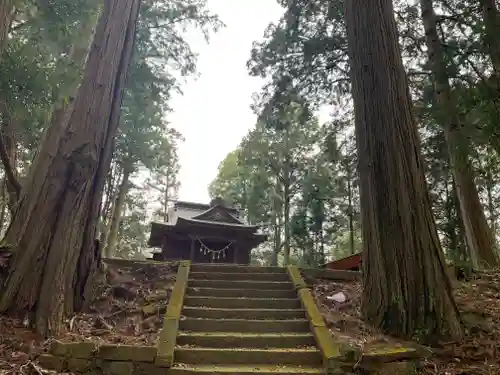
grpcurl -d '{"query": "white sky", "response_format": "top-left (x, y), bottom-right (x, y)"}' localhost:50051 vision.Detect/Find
top-left (168, 0), bottom-right (284, 204)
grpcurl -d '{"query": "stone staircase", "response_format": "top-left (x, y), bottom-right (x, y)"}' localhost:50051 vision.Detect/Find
top-left (168, 263), bottom-right (325, 374)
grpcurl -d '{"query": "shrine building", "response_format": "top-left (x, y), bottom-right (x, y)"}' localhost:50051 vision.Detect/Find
top-left (147, 198), bottom-right (267, 264)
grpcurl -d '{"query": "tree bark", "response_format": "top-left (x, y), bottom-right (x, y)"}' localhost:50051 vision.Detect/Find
top-left (283, 182), bottom-right (291, 265)
top-left (0, 0), bottom-right (141, 337)
top-left (2, 13), bottom-right (97, 243)
top-left (346, 155), bottom-right (355, 255)
top-left (420, 0), bottom-right (499, 269)
top-left (0, 178), bottom-right (6, 231)
top-left (99, 165), bottom-right (119, 244)
top-left (0, 112), bottom-right (20, 210)
top-left (0, 0), bottom-right (14, 52)
top-left (104, 164), bottom-right (131, 258)
top-left (344, 0), bottom-right (463, 340)
top-left (485, 166), bottom-right (496, 235)
top-left (480, 0), bottom-right (500, 82)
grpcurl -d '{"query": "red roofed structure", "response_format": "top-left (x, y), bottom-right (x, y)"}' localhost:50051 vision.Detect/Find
top-left (322, 253), bottom-right (362, 271)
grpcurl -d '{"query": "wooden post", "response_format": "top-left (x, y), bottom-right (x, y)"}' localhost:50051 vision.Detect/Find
top-left (233, 243), bottom-right (239, 264)
top-left (189, 238), bottom-right (195, 262)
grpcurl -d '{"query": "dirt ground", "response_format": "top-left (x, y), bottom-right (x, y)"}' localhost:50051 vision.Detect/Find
top-left (310, 269), bottom-right (500, 375)
top-left (0, 262), bottom-right (498, 374)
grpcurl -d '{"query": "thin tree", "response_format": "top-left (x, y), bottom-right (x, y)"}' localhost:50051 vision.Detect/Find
top-left (0, 1), bottom-right (13, 52)
top-left (420, 0), bottom-right (499, 268)
top-left (344, 0), bottom-right (463, 339)
top-left (0, 0), bottom-right (141, 336)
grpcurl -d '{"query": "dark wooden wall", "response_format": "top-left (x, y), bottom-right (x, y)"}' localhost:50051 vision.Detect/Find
top-left (160, 236), bottom-right (252, 265)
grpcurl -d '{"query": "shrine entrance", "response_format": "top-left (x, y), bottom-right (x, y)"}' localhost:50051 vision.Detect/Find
top-left (147, 199), bottom-right (267, 265)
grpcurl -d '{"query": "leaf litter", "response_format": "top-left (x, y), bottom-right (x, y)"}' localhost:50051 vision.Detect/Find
top-left (0, 260), bottom-right (176, 374)
top-left (0, 263), bottom-right (498, 375)
top-left (308, 269), bottom-right (500, 375)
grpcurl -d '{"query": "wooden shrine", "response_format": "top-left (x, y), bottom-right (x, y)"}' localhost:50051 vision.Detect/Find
top-left (147, 198), bottom-right (267, 264)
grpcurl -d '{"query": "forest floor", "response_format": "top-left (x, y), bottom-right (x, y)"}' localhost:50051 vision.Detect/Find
top-left (310, 269), bottom-right (500, 375)
top-left (0, 262), bottom-right (498, 374)
top-left (0, 260), bottom-right (176, 374)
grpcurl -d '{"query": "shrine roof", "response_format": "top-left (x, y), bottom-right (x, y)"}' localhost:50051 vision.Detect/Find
top-left (175, 200), bottom-right (240, 215)
top-left (147, 216), bottom-right (266, 248)
top-left (148, 198), bottom-right (267, 248)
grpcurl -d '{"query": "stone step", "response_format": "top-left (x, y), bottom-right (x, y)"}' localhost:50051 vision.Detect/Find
top-left (174, 347), bottom-right (322, 366)
top-left (190, 264), bottom-right (286, 274)
top-left (188, 279), bottom-right (293, 290)
top-left (190, 271), bottom-right (290, 282)
top-left (182, 307), bottom-right (306, 320)
top-left (179, 318), bottom-right (310, 333)
top-left (168, 364), bottom-right (324, 374)
top-left (176, 332), bottom-right (316, 348)
top-left (184, 296), bottom-right (301, 309)
top-left (186, 287), bottom-right (297, 299)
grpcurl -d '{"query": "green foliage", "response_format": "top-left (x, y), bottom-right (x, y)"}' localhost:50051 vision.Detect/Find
top-left (0, 0), bottom-right (222, 259)
top-left (246, 0), bottom-right (500, 267)
top-left (103, 0), bottom-right (222, 255)
top-left (210, 102), bottom-right (361, 266)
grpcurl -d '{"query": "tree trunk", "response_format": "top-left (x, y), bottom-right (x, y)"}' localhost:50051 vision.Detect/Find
top-left (2, 13), bottom-right (97, 244)
top-left (444, 173), bottom-right (457, 258)
top-left (346, 158), bottom-right (355, 255)
top-left (104, 164), bottom-right (131, 258)
top-left (283, 182), bottom-right (291, 265)
top-left (0, 0), bottom-right (141, 337)
top-left (344, 0), bottom-right (463, 340)
top-left (0, 1), bottom-right (14, 52)
top-left (480, 0), bottom-right (500, 82)
top-left (99, 165), bottom-right (118, 244)
top-left (272, 214), bottom-right (281, 267)
top-left (0, 111), bottom-right (20, 212)
top-left (0, 178), bottom-right (6, 231)
top-left (420, 0), bottom-right (499, 269)
top-left (453, 178), bottom-right (469, 261)
top-left (485, 166), bottom-right (496, 235)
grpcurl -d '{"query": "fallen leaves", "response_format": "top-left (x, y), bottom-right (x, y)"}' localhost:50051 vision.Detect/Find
top-left (311, 269), bottom-right (500, 375)
top-left (0, 261), bottom-right (176, 374)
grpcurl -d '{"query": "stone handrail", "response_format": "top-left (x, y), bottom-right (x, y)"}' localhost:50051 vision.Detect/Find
top-left (156, 260), bottom-right (191, 367)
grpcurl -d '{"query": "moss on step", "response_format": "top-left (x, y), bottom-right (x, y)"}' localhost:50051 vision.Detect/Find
top-left (38, 354), bottom-right (66, 372)
top-left (177, 331), bottom-right (316, 348)
top-left (168, 364), bottom-right (324, 374)
top-left (190, 264), bottom-right (286, 274)
top-left (186, 286), bottom-right (297, 299)
top-left (180, 317), bottom-right (310, 333)
top-left (156, 260), bottom-right (191, 368)
top-left (189, 279), bottom-right (292, 290)
top-left (359, 344), bottom-right (427, 372)
top-left (98, 345), bottom-right (156, 361)
top-left (184, 295), bottom-right (301, 309)
top-left (103, 361), bottom-right (135, 375)
top-left (297, 288), bottom-right (325, 327)
top-left (182, 306), bottom-right (306, 320)
top-left (286, 265), bottom-right (358, 374)
top-left (367, 361), bottom-right (418, 375)
top-left (50, 341), bottom-right (97, 358)
top-left (67, 358), bottom-right (92, 372)
top-left (287, 266), bottom-right (308, 290)
top-left (174, 347), bottom-right (322, 366)
top-left (190, 271), bottom-right (291, 281)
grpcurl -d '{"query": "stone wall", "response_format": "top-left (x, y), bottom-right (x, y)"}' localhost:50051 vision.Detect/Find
top-left (39, 341), bottom-right (165, 374)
